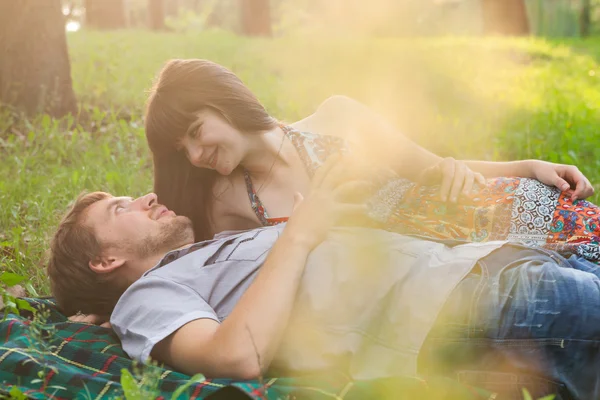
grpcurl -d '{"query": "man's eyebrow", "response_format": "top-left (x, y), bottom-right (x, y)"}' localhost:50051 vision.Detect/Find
top-left (105, 198), bottom-right (120, 218)
top-left (105, 197), bottom-right (133, 218)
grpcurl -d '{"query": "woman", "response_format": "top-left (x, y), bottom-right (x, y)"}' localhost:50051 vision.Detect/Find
top-left (145, 59), bottom-right (599, 261)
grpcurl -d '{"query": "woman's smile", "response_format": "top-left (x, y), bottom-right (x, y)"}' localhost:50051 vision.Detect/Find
top-left (209, 148), bottom-right (218, 169)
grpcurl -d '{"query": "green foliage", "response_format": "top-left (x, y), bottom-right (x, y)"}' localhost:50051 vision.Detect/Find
top-left (522, 388), bottom-right (556, 400)
top-left (0, 272), bottom-right (35, 319)
top-left (170, 373), bottom-right (206, 400)
top-left (3, 32), bottom-right (600, 294)
top-left (120, 369), bottom-right (144, 400)
top-left (118, 362), bottom-right (204, 400)
top-left (7, 385), bottom-right (28, 400)
top-left (526, 0), bottom-right (583, 38)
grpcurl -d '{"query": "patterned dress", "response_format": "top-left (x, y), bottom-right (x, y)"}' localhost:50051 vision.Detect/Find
top-left (243, 125), bottom-right (600, 262)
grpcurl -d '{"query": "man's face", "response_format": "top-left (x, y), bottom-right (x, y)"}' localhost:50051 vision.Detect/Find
top-left (84, 193), bottom-right (194, 260)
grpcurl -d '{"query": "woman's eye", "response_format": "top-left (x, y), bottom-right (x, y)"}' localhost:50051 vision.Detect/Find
top-left (190, 125), bottom-right (202, 139)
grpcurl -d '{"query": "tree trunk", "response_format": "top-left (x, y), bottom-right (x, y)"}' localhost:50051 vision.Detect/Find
top-left (148, 0), bottom-right (166, 30)
top-left (240, 0), bottom-right (272, 37)
top-left (165, 0), bottom-right (179, 17)
top-left (85, 0), bottom-right (127, 30)
top-left (481, 0), bottom-right (530, 36)
top-left (581, 0), bottom-right (591, 37)
top-left (0, 0), bottom-right (77, 117)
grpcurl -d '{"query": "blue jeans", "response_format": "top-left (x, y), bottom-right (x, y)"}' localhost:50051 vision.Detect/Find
top-left (419, 245), bottom-right (600, 400)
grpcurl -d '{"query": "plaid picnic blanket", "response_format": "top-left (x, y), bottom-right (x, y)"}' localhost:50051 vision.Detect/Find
top-left (0, 298), bottom-right (496, 400)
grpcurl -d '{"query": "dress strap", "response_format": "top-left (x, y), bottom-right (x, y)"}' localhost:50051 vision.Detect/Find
top-left (243, 168), bottom-right (270, 226)
top-left (243, 123), bottom-right (313, 227)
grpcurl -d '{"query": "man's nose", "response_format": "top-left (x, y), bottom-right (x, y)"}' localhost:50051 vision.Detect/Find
top-left (133, 193), bottom-right (158, 211)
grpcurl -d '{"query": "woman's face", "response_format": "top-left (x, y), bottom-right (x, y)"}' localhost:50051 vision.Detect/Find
top-left (178, 109), bottom-right (246, 176)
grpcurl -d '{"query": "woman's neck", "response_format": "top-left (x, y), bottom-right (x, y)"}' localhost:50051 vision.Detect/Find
top-left (241, 125), bottom-right (289, 174)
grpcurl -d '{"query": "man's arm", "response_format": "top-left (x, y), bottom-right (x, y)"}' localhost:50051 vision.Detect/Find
top-left (151, 157), bottom-right (367, 379)
top-left (151, 230), bottom-right (311, 379)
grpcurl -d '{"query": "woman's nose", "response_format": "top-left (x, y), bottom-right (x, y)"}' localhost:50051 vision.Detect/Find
top-left (187, 146), bottom-right (204, 167)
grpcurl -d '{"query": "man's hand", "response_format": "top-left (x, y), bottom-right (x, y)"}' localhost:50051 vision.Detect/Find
top-left (418, 157), bottom-right (485, 202)
top-left (285, 155), bottom-right (369, 250)
top-left (530, 160), bottom-right (594, 201)
top-left (68, 313), bottom-right (112, 329)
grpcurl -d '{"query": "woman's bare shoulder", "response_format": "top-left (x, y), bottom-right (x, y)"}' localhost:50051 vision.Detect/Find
top-left (290, 95), bottom-right (367, 138)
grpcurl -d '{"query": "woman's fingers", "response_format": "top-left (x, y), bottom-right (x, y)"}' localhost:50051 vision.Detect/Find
top-left (571, 179), bottom-right (584, 202)
top-left (439, 159), bottom-right (456, 201)
top-left (436, 158), bottom-right (485, 201)
top-left (292, 192), bottom-right (304, 212)
top-left (571, 177), bottom-right (594, 202)
top-left (448, 162), bottom-right (466, 202)
top-left (462, 170), bottom-right (475, 197)
top-left (474, 173), bottom-right (485, 186)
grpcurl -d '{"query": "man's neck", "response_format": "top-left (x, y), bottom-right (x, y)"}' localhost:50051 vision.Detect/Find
top-left (122, 242), bottom-right (194, 285)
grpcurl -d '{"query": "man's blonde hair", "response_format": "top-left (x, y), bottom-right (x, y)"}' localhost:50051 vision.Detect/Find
top-left (47, 192), bottom-right (124, 316)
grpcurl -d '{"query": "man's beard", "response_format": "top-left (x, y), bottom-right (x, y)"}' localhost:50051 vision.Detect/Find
top-left (136, 216), bottom-right (194, 258)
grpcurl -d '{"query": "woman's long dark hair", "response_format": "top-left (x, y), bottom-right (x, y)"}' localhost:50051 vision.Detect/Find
top-left (145, 59), bottom-right (278, 240)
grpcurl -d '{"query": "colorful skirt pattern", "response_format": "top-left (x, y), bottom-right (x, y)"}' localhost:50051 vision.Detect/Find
top-left (368, 177), bottom-right (600, 263)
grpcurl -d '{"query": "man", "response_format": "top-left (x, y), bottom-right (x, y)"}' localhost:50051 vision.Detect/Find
top-left (48, 161), bottom-right (600, 400)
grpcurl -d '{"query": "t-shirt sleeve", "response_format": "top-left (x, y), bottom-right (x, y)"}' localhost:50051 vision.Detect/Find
top-left (110, 276), bottom-right (219, 362)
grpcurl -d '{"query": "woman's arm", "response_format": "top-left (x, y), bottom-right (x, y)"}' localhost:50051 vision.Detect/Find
top-left (310, 95), bottom-right (440, 179)
top-left (313, 96), bottom-right (594, 200)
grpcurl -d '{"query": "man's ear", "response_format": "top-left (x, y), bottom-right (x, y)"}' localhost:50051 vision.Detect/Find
top-left (89, 254), bottom-right (126, 274)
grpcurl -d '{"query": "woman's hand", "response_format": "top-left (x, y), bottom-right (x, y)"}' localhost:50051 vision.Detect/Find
top-left (418, 157), bottom-right (485, 202)
top-left (530, 160), bottom-right (594, 201)
top-left (285, 155), bottom-right (369, 250)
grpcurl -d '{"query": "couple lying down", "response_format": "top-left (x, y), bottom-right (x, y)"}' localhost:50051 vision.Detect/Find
top-left (47, 59), bottom-right (600, 400)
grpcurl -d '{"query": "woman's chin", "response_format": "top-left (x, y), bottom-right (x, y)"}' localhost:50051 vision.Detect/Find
top-left (216, 163), bottom-right (233, 176)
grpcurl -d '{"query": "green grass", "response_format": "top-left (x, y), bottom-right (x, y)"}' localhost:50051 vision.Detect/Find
top-left (3, 31), bottom-right (600, 293)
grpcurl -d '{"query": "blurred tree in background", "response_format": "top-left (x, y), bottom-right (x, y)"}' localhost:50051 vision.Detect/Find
top-left (148, 0), bottom-right (166, 30)
top-left (47, 1), bottom-right (600, 38)
top-left (84, 0), bottom-right (127, 29)
top-left (241, 0), bottom-right (272, 36)
top-left (0, 0), bottom-right (77, 117)
top-left (482, 0), bottom-right (529, 35)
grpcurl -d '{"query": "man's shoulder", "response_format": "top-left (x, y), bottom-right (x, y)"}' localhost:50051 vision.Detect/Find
top-left (128, 225), bottom-right (283, 297)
